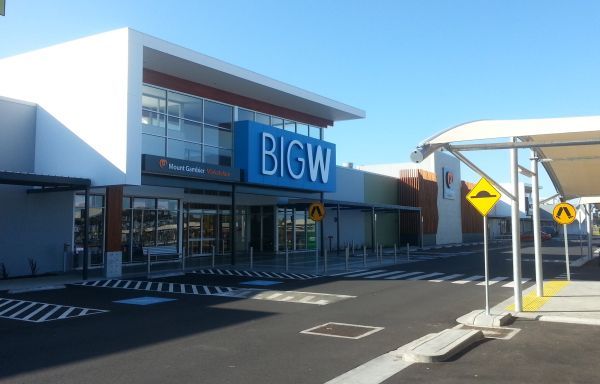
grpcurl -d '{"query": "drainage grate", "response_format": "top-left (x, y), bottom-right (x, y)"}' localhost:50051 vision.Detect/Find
top-left (300, 322), bottom-right (384, 339)
top-left (456, 324), bottom-right (521, 340)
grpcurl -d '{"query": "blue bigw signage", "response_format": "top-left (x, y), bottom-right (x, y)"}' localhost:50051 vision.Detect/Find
top-left (234, 121), bottom-right (336, 192)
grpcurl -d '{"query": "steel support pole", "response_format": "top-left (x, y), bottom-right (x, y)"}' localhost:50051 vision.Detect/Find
top-left (231, 184), bottom-right (236, 266)
top-left (531, 153), bottom-right (543, 297)
top-left (510, 141), bottom-right (523, 312)
top-left (320, 193), bottom-right (325, 263)
top-left (564, 224), bottom-right (571, 280)
top-left (371, 207), bottom-right (376, 253)
top-left (484, 215), bottom-right (490, 315)
top-left (587, 204), bottom-right (593, 260)
top-left (82, 187), bottom-right (90, 280)
top-left (336, 204), bottom-right (340, 254)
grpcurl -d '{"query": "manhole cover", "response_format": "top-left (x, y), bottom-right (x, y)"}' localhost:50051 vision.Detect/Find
top-left (457, 324), bottom-right (521, 340)
top-left (300, 322), bottom-right (384, 339)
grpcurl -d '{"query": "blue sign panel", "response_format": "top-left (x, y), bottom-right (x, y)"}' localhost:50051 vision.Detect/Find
top-left (234, 121), bottom-right (336, 192)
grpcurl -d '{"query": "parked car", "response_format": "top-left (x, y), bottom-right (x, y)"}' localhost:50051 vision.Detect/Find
top-left (542, 226), bottom-right (559, 237)
top-left (521, 231), bottom-right (552, 242)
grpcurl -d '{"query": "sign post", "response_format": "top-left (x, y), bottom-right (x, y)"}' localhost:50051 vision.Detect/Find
top-left (553, 202), bottom-right (576, 281)
top-left (466, 178), bottom-right (501, 316)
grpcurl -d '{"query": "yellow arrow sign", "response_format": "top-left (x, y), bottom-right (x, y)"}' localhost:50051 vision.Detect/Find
top-left (309, 202), bottom-right (325, 222)
top-left (553, 202), bottom-right (576, 225)
top-left (466, 178), bottom-right (501, 217)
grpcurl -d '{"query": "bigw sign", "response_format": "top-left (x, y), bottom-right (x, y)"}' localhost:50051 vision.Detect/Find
top-left (234, 120), bottom-right (336, 192)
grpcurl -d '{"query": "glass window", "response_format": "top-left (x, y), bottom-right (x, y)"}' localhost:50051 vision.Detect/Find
top-left (167, 139), bottom-right (203, 163)
top-left (133, 198), bottom-right (155, 209)
top-left (284, 120), bottom-right (296, 132)
top-left (237, 108), bottom-right (254, 122)
top-left (167, 117), bottom-right (202, 143)
top-left (142, 85), bottom-right (167, 114)
top-left (142, 134), bottom-right (166, 156)
top-left (255, 113), bottom-right (270, 126)
top-left (271, 117), bottom-right (284, 129)
top-left (122, 197), bottom-right (131, 209)
top-left (204, 146), bottom-right (232, 167)
top-left (167, 91), bottom-right (202, 122)
top-left (142, 110), bottom-right (166, 136)
top-left (205, 100), bottom-right (233, 129)
top-left (296, 123), bottom-right (309, 136)
top-left (204, 125), bottom-right (232, 149)
top-left (309, 125), bottom-right (322, 139)
top-left (157, 199), bottom-right (178, 211)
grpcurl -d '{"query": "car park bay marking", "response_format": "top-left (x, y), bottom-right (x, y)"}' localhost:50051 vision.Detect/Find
top-left (73, 280), bottom-right (354, 306)
top-left (0, 298), bottom-right (107, 323)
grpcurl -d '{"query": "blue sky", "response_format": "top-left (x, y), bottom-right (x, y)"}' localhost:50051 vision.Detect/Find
top-left (1, 0), bottom-right (599, 198)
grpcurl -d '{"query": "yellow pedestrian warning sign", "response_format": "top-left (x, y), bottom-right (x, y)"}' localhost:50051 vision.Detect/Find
top-left (553, 202), bottom-right (576, 225)
top-left (309, 202), bottom-right (325, 222)
top-left (466, 178), bottom-right (501, 217)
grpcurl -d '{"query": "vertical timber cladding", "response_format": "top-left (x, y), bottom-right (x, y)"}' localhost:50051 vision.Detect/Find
top-left (398, 169), bottom-right (438, 245)
top-left (461, 181), bottom-right (484, 234)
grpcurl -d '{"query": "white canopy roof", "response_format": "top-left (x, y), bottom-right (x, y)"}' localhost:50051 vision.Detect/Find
top-left (414, 115), bottom-right (600, 199)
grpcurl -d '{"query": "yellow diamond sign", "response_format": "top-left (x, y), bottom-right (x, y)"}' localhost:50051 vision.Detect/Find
top-left (466, 178), bottom-right (501, 217)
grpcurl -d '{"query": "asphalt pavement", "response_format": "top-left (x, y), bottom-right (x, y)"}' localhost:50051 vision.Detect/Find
top-left (1, 239), bottom-right (599, 384)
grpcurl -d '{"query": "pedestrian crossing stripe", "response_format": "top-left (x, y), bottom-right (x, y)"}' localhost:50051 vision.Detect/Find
top-left (194, 269), bottom-right (319, 280)
top-left (73, 279), bottom-right (242, 296)
top-left (0, 298), bottom-right (107, 323)
top-left (332, 269), bottom-right (535, 287)
top-left (74, 279), bottom-right (350, 306)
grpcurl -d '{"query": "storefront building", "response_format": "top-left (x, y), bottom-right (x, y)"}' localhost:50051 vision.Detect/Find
top-left (0, 29), bottom-right (427, 277)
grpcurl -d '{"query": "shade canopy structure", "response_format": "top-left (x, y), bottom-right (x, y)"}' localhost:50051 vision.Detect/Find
top-left (412, 115), bottom-right (600, 199)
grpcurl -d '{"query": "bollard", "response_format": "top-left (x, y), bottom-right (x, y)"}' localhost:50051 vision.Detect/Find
top-left (345, 246), bottom-right (349, 271)
top-left (363, 245), bottom-right (367, 266)
top-left (406, 243), bottom-right (410, 261)
top-left (394, 244), bottom-right (397, 264)
top-left (250, 246), bottom-right (254, 270)
top-left (212, 245), bottom-right (216, 267)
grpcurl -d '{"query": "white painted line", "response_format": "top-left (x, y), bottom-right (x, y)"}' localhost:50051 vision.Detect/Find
top-left (429, 273), bottom-right (464, 282)
top-left (8, 302), bottom-right (37, 318)
top-left (299, 295), bottom-right (315, 303)
top-left (280, 296), bottom-right (294, 301)
top-left (243, 271), bottom-right (253, 276)
top-left (122, 281), bottom-right (133, 289)
top-left (37, 305), bottom-right (63, 322)
top-left (144, 282), bottom-right (152, 290)
top-left (101, 280), bottom-right (113, 287)
top-left (22, 304), bottom-right (49, 321)
top-left (384, 271), bottom-right (424, 280)
top-left (0, 299), bottom-right (15, 309)
top-left (134, 281), bottom-right (142, 290)
top-left (267, 293), bottom-right (283, 299)
top-left (315, 300), bottom-right (329, 305)
top-left (157, 283), bottom-right (163, 291)
top-left (215, 286), bottom-right (224, 294)
top-left (91, 280), bottom-right (101, 287)
top-left (0, 301), bottom-right (24, 316)
top-left (452, 275), bottom-right (484, 284)
top-left (168, 283), bottom-right (174, 293)
top-left (234, 270), bottom-right (244, 276)
top-left (501, 278), bottom-right (531, 288)
top-left (225, 270), bottom-right (233, 275)
top-left (262, 272), bottom-right (275, 278)
top-left (364, 271), bottom-right (406, 279)
top-left (280, 273), bottom-right (294, 279)
top-left (192, 285), bottom-right (199, 295)
top-left (58, 307), bottom-right (76, 320)
top-left (329, 269), bottom-right (368, 277)
top-left (345, 270), bottom-right (386, 278)
top-left (407, 272), bottom-right (445, 281)
top-left (180, 284), bottom-right (186, 293)
top-left (476, 276), bottom-right (509, 286)
top-left (80, 309), bottom-right (89, 316)
top-left (203, 286), bottom-right (211, 295)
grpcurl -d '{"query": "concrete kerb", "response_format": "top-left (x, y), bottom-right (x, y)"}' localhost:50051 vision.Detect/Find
top-left (398, 328), bottom-right (483, 363)
top-left (456, 309), bottom-right (513, 328)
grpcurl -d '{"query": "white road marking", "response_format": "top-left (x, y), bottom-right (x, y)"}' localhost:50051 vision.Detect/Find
top-left (501, 278), bottom-right (531, 288)
top-left (384, 272), bottom-right (424, 280)
top-left (345, 270), bottom-right (387, 277)
top-left (407, 272), bottom-right (444, 281)
top-left (364, 271), bottom-right (406, 279)
top-left (476, 276), bottom-right (509, 286)
top-left (429, 273), bottom-right (464, 282)
top-left (452, 275), bottom-right (484, 284)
